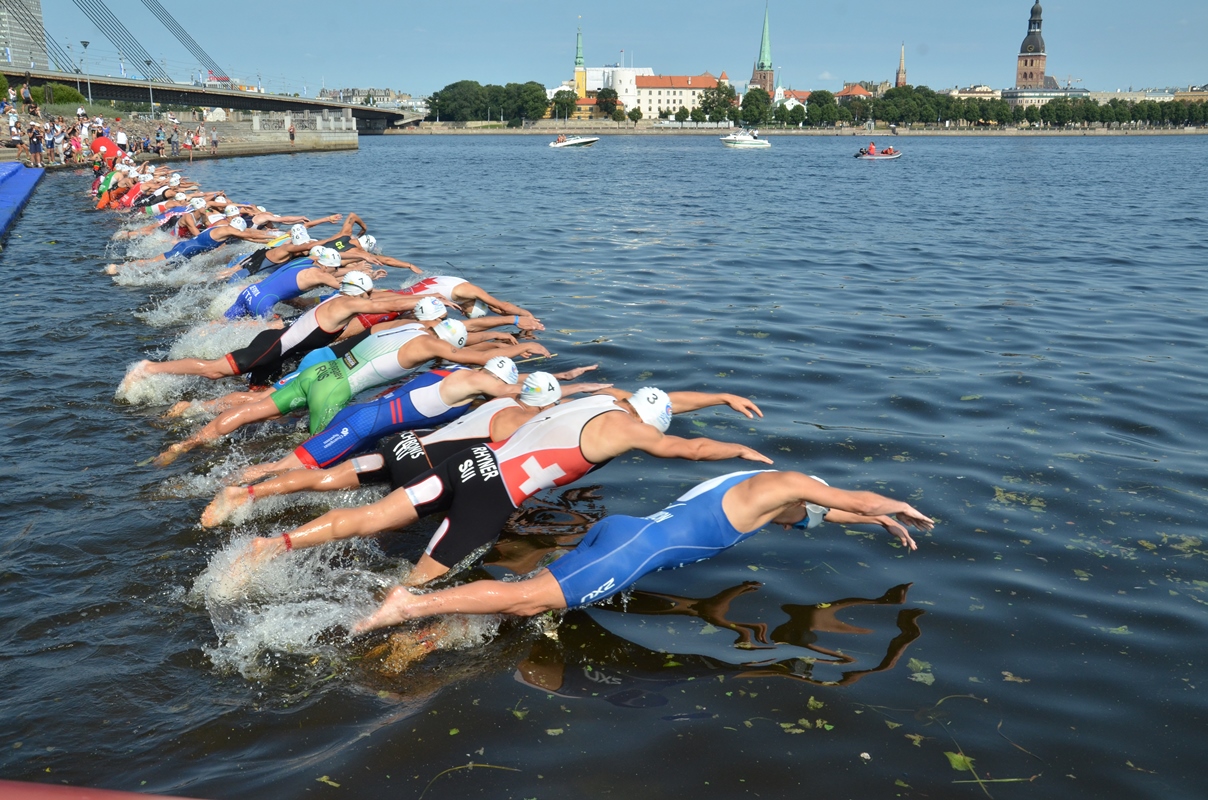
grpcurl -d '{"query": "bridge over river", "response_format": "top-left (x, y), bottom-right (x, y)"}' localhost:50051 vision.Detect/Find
top-left (6, 68), bottom-right (423, 133)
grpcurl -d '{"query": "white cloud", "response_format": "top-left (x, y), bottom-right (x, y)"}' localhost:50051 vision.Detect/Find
top-left (818, 70), bottom-right (834, 80)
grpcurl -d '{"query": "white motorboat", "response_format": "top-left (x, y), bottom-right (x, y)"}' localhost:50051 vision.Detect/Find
top-left (720, 129), bottom-right (771, 148)
top-left (855, 150), bottom-right (902, 160)
top-left (549, 135), bottom-right (600, 148)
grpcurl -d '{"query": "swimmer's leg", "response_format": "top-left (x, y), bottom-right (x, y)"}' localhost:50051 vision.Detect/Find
top-left (353, 570), bottom-right (566, 634)
top-left (154, 395), bottom-right (283, 466)
top-left (166, 389), bottom-right (272, 418)
top-left (203, 460), bottom-right (361, 528)
top-left (237, 452), bottom-right (306, 484)
top-left (141, 355), bottom-right (238, 381)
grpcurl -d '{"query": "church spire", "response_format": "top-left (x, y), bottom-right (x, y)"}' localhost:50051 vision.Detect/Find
top-left (756, 4), bottom-right (773, 72)
top-left (575, 26), bottom-right (584, 68)
top-left (895, 43), bottom-right (907, 87)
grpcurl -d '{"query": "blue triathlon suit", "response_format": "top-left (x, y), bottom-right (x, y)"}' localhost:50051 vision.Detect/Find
top-left (294, 368), bottom-right (470, 469)
top-left (223, 258), bottom-right (313, 319)
top-left (163, 226), bottom-right (222, 260)
top-left (548, 471), bottom-right (768, 608)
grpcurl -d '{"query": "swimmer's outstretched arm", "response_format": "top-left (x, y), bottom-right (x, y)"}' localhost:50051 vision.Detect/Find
top-left (595, 388), bottom-right (763, 419)
top-left (464, 315), bottom-right (545, 333)
top-left (371, 255), bottom-right (421, 273)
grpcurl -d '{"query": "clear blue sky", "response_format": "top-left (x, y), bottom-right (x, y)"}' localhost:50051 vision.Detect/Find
top-left (39, 0), bottom-right (1207, 97)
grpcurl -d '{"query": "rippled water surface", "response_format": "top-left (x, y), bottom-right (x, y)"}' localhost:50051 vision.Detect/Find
top-left (2, 133), bottom-right (1206, 798)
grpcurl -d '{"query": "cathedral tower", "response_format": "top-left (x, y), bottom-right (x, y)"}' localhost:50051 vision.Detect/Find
top-left (749, 5), bottom-right (774, 95)
top-left (895, 43), bottom-right (907, 87)
top-left (1015, 2), bottom-right (1047, 89)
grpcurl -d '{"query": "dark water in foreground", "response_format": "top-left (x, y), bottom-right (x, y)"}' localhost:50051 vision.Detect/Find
top-left (2, 134), bottom-right (1206, 798)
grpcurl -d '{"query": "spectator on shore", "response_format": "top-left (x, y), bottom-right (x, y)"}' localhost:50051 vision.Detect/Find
top-left (20, 82), bottom-right (32, 113)
top-left (288, 124), bottom-right (295, 148)
top-left (12, 125), bottom-right (26, 161)
top-left (77, 106), bottom-right (87, 119)
top-left (27, 122), bottom-right (43, 167)
top-left (169, 126), bottom-right (180, 156)
top-left (114, 125), bottom-right (128, 151)
top-left (210, 126), bottom-right (218, 154)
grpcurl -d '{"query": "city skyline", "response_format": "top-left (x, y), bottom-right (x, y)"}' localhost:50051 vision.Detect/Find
top-left (36, 0), bottom-right (1207, 97)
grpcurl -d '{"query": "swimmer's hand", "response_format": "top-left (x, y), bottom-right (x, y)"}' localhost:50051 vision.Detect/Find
top-left (873, 514), bottom-right (919, 551)
top-left (721, 394), bottom-right (763, 419)
top-left (517, 316), bottom-right (544, 331)
top-left (893, 504), bottom-right (935, 534)
top-left (400, 261), bottom-right (422, 274)
top-left (738, 446), bottom-right (774, 465)
top-left (369, 269), bottom-right (388, 280)
top-left (552, 364), bottom-right (597, 381)
top-left (518, 342), bottom-right (551, 358)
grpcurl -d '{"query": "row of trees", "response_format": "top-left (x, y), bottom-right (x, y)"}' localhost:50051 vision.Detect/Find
top-left (426, 80), bottom-right (550, 124)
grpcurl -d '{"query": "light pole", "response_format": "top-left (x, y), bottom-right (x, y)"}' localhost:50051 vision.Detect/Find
top-left (80, 41), bottom-right (91, 104)
top-left (145, 60), bottom-right (154, 115)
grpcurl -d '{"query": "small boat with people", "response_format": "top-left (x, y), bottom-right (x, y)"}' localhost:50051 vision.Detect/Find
top-left (855, 141), bottom-right (901, 160)
top-left (550, 135), bottom-right (600, 148)
top-left (720, 129), bottom-right (771, 149)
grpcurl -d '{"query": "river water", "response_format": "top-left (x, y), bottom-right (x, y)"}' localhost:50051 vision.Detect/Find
top-left (1, 133), bottom-right (1205, 798)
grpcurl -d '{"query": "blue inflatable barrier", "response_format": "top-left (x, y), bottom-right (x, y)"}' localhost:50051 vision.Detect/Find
top-left (0, 162), bottom-right (44, 242)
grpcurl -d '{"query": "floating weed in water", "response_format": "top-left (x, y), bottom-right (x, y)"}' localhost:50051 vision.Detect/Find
top-left (993, 486), bottom-right (1046, 511)
top-left (908, 658), bottom-right (935, 685)
top-left (417, 763), bottom-right (520, 800)
top-left (1095, 625), bottom-right (1133, 636)
top-left (1002, 671), bottom-right (1031, 683)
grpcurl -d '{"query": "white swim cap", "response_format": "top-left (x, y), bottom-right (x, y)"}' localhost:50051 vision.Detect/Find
top-left (316, 247), bottom-right (342, 268)
top-left (483, 356), bottom-right (519, 385)
top-left (137, 173), bottom-right (151, 183)
top-left (228, 216), bottom-right (248, 231)
top-left (339, 270), bottom-right (373, 296)
top-left (357, 234), bottom-right (377, 252)
top-left (173, 192), bottom-right (186, 201)
top-left (520, 372), bottom-right (561, 407)
top-left (432, 319), bottom-right (468, 349)
top-left (290, 224), bottom-right (312, 246)
top-left (467, 299), bottom-right (489, 318)
top-left (792, 476), bottom-right (831, 530)
top-left (413, 297), bottom-right (447, 321)
top-left (214, 195), bottom-right (227, 204)
top-left (308, 244), bottom-right (325, 257)
top-left (255, 205), bottom-right (267, 212)
top-left (629, 387), bottom-right (673, 432)
top-left (168, 174), bottom-right (181, 187)
top-left (223, 204), bottom-right (239, 217)
top-left (189, 197), bottom-right (206, 210)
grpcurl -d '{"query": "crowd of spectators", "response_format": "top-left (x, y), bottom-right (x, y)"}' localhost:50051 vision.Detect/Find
top-left (4, 81), bottom-right (225, 168)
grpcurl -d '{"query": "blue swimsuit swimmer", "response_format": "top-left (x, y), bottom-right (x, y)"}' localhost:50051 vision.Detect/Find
top-left (163, 226), bottom-right (223, 261)
top-left (294, 368), bottom-right (471, 468)
top-left (548, 470), bottom-right (774, 608)
top-left (223, 258), bottom-right (315, 319)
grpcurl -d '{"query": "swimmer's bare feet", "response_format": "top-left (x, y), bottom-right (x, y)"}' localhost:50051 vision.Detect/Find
top-left (202, 485), bottom-right (251, 528)
top-left (352, 585), bottom-right (421, 635)
top-left (105, 263), bottom-right (121, 275)
top-left (165, 400), bottom-right (195, 418)
top-left (118, 360), bottom-right (151, 395)
top-left (152, 442), bottom-right (188, 467)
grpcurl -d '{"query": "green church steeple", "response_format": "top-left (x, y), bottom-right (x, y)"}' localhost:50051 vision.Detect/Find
top-left (575, 27), bottom-right (584, 68)
top-left (756, 4), bottom-right (773, 72)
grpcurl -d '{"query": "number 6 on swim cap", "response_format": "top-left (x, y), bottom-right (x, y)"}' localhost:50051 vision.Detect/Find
top-left (630, 387), bottom-right (673, 432)
top-left (433, 319), bottom-right (468, 348)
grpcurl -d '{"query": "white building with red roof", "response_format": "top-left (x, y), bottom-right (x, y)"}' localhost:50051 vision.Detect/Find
top-left (635, 72), bottom-right (728, 117)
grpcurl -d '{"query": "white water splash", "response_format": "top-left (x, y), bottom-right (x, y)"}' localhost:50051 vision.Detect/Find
top-left (192, 536), bottom-right (396, 679)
